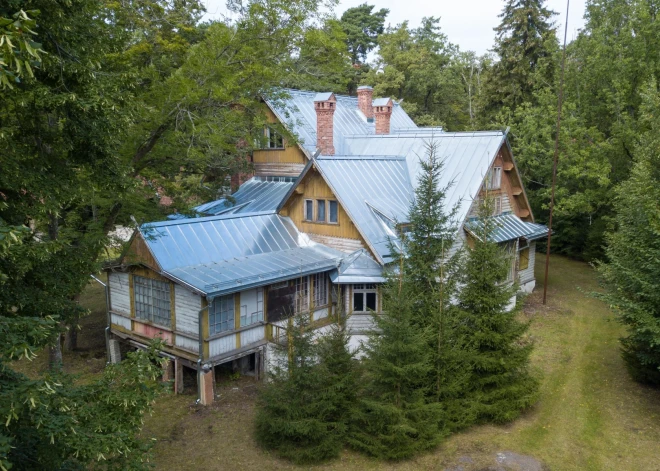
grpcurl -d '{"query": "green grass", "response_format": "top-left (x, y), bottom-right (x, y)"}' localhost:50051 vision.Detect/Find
top-left (15, 257), bottom-right (660, 470)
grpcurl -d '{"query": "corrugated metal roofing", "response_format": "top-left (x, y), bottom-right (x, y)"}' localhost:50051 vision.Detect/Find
top-left (315, 156), bottom-right (413, 264)
top-left (329, 249), bottom-right (385, 283)
top-left (195, 177), bottom-right (295, 216)
top-left (140, 212), bottom-right (343, 296)
top-left (341, 132), bottom-right (507, 228)
top-left (266, 89), bottom-right (417, 155)
top-left (464, 214), bottom-right (549, 243)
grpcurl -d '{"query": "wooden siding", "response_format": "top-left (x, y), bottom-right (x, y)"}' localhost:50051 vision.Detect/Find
top-left (518, 242), bottom-right (536, 284)
top-left (253, 162), bottom-right (306, 177)
top-left (209, 334), bottom-right (236, 357)
top-left (252, 107), bottom-right (308, 176)
top-left (307, 233), bottom-right (364, 253)
top-left (111, 312), bottom-right (131, 330)
top-left (281, 168), bottom-right (364, 240)
top-left (175, 334), bottom-right (199, 353)
top-left (175, 285), bottom-right (201, 335)
top-left (123, 234), bottom-right (160, 270)
top-left (240, 325), bottom-right (265, 346)
top-left (108, 272), bottom-right (130, 315)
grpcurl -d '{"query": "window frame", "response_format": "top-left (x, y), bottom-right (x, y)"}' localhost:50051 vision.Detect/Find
top-left (316, 199), bottom-right (326, 222)
top-left (313, 272), bottom-right (329, 307)
top-left (210, 294), bottom-right (235, 335)
top-left (240, 287), bottom-right (264, 327)
top-left (304, 199), bottom-right (314, 221)
top-left (295, 276), bottom-right (309, 313)
top-left (328, 200), bottom-right (338, 224)
top-left (133, 275), bottom-right (171, 327)
top-left (264, 126), bottom-right (284, 149)
top-left (486, 166), bottom-right (503, 190)
top-left (352, 283), bottom-right (378, 313)
top-left (518, 246), bottom-right (530, 271)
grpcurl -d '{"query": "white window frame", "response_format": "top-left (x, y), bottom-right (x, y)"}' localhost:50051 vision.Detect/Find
top-left (486, 167), bottom-right (502, 190)
top-left (265, 126), bottom-right (284, 149)
top-left (313, 272), bottom-right (328, 307)
top-left (352, 284), bottom-right (378, 313)
top-left (210, 294), bottom-right (235, 335)
top-left (240, 287), bottom-right (264, 327)
top-left (295, 276), bottom-right (309, 313)
top-left (133, 275), bottom-right (171, 327)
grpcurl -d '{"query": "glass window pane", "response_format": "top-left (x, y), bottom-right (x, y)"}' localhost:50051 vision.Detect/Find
top-left (305, 200), bottom-right (313, 221)
top-left (329, 200), bottom-right (338, 223)
top-left (366, 292), bottom-right (376, 311)
top-left (353, 293), bottom-right (364, 312)
top-left (317, 200), bottom-right (326, 222)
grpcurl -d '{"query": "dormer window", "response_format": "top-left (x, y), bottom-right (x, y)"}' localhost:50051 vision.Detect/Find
top-left (303, 199), bottom-right (339, 224)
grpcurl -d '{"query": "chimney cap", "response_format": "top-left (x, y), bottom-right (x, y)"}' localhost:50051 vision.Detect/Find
top-left (313, 92), bottom-right (335, 102)
top-left (357, 85), bottom-right (373, 91)
top-left (373, 97), bottom-right (393, 107)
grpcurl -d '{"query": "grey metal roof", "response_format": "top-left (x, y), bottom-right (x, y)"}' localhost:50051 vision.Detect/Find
top-left (195, 177), bottom-right (295, 216)
top-left (372, 97), bottom-right (392, 107)
top-left (314, 156), bottom-right (413, 264)
top-left (357, 85), bottom-right (373, 90)
top-left (265, 89), bottom-right (418, 155)
top-left (329, 249), bottom-right (385, 283)
top-left (464, 214), bottom-right (549, 243)
top-left (140, 212), bottom-right (343, 296)
top-left (313, 92), bottom-right (334, 102)
top-left (341, 131), bottom-right (507, 227)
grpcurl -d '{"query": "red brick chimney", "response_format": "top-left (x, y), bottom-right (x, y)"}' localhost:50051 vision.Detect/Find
top-left (357, 85), bottom-right (374, 121)
top-left (314, 92), bottom-right (336, 155)
top-left (373, 98), bottom-right (393, 135)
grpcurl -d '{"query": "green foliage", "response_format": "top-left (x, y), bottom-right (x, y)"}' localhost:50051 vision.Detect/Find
top-left (0, 342), bottom-right (167, 471)
top-left (457, 199), bottom-right (539, 423)
top-left (255, 312), bottom-right (358, 464)
top-left (596, 81), bottom-right (660, 385)
top-left (339, 3), bottom-right (388, 64)
top-left (0, 9), bottom-right (44, 88)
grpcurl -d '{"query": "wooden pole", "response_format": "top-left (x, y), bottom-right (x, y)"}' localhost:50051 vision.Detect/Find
top-left (543, 0), bottom-right (571, 305)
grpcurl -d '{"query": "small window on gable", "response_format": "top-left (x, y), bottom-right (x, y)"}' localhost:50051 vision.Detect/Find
top-left (317, 199), bottom-right (326, 222)
top-left (265, 126), bottom-right (284, 149)
top-left (304, 199), bottom-right (313, 221)
top-left (328, 200), bottom-right (338, 223)
top-left (486, 167), bottom-right (502, 190)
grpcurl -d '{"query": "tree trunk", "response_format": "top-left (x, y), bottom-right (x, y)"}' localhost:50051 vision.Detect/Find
top-left (64, 316), bottom-right (79, 351)
top-left (49, 333), bottom-right (63, 371)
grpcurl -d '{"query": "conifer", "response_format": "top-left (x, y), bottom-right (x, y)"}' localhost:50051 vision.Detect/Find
top-left (458, 198), bottom-right (539, 423)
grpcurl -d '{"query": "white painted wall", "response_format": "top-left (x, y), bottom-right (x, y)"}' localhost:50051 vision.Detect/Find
top-left (111, 312), bottom-right (131, 330)
top-left (174, 285), bottom-right (201, 335)
top-left (108, 272), bottom-right (130, 315)
top-left (241, 325), bottom-right (265, 346)
top-left (518, 242), bottom-right (536, 285)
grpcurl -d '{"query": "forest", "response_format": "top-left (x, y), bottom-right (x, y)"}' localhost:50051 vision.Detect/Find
top-left (1, 0), bottom-right (660, 469)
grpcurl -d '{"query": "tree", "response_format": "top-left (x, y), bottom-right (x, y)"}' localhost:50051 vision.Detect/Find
top-left (484, 0), bottom-right (557, 113)
top-left (596, 81), bottom-right (660, 385)
top-left (458, 199), bottom-right (538, 423)
top-left (255, 311), bottom-right (358, 464)
top-left (339, 3), bottom-right (388, 65)
top-left (347, 259), bottom-right (442, 459)
top-left (0, 9), bottom-right (44, 88)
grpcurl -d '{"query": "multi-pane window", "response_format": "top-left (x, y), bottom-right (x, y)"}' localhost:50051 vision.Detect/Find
top-left (240, 288), bottom-right (264, 327)
top-left (265, 126), bottom-right (284, 149)
top-left (519, 247), bottom-right (530, 271)
top-left (353, 284), bottom-right (377, 312)
top-left (313, 272), bottom-right (328, 307)
top-left (486, 167), bottom-right (502, 190)
top-left (304, 199), bottom-right (313, 221)
top-left (317, 200), bottom-right (326, 222)
top-left (493, 196), bottom-right (502, 215)
top-left (295, 276), bottom-right (309, 313)
top-left (133, 276), bottom-right (171, 327)
top-left (328, 200), bottom-right (338, 223)
top-left (210, 295), bottom-right (234, 335)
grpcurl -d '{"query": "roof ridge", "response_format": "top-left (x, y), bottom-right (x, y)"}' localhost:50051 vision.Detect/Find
top-left (141, 210), bottom-right (276, 229)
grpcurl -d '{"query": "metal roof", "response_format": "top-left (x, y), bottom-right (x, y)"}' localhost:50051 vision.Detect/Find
top-left (341, 131), bottom-right (507, 227)
top-left (315, 156), bottom-right (413, 264)
top-left (372, 97), bottom-right (392, 107)
top-left (195, 177), bottom-right (295, 216)
top-left (464, 214), bottom-right (549, 243)
top-left (313, 92), bottom-right (334, 102)
top-left (265, 89), bottom-right (418, 155)
top-left (140, 212), bottom-right (343, 296)
top-left (329, 249), bottom-right (385, 283)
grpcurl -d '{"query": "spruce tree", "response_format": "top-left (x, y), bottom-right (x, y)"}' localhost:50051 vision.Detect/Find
top-left (458, 199), bottom-right (539, 423)
top-left (255, 310), bottom-right (357, 464)
top-left (596, 82), bottom-right (660, 385)
top-left (347, 258), bottom-right (442, 459)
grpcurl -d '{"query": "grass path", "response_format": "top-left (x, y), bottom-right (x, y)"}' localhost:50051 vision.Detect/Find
top-left (139, 256), bottom-right (660, 470)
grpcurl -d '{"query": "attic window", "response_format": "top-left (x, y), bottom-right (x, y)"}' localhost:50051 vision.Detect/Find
top-left (264, 126), bottom-right (284, 149)
top-left (328, 200), bottom-right (338, 223)
top-left (486, 167), bottom-right (502, 190)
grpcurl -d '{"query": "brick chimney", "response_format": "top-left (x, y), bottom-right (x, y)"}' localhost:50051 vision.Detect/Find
top-left (373, 98), bottom-right (393, 135)
top-left (314, 92), bottom-right (336, 155)
top-left (357, 85), bottom-right (374, 121)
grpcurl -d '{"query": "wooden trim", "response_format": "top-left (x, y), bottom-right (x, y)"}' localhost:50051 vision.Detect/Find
top-left (170, 281), bottom-right (176, 345)
top-left (234, 293), bottom-right (241, 349)
top-left (202, 297), bottom-right (209, 359)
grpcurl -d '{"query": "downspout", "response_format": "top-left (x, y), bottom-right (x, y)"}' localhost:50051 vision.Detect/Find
top-left (197, 303), bottom-right (210, 404)
top-left (90, 274), bottom-right (111, 364)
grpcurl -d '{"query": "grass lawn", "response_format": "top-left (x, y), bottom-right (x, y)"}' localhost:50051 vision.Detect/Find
top-left (17, 257), bottom-right (660, 470)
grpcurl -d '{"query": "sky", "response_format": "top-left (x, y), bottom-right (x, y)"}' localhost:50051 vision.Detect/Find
top-left (202, 0), bottom-right (587, 55)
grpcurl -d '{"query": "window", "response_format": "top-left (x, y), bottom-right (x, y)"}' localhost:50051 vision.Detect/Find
top-left (486, 167), bottom-right (502, 190)
top-left (304, 199), bottom-right (313, 221)
top-left (210, 295), bottom-right (235, 335)
top-left (519, 247), bottom-right (530, 271)
top-left (295, 276), bottom-right (309, 313)
top-left (328, 200), bottom-right (338, 223)
top-left (493, 196), bottom-right (502, 215)
top-left (353, 284), bottom-right (377, 313)
top-left (265, 126), bottom-right (284, 149)
top-left (313, 272), bottom-right (328, 307)
top-left (133, 276), bottom-right (171, 327)
top-left (317, 200), bottom-right (326, 222)
top-left (240, 287), bottom-right (264, 327)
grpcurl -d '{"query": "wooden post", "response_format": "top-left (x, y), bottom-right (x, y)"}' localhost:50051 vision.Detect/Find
top-left (174, 359), bottom-right (184, 394)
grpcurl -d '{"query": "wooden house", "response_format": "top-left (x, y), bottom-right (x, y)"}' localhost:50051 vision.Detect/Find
top-left (105, 86), bottom-right (548, 404)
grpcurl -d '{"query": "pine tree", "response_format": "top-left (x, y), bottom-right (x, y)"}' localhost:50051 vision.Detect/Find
top-left (484, 0), bottom-right (557, 113)
top-left (458, 198), bottom-right (539, 423)
top-left (596, 81), bottom-right (660, 385)
top-left (347, 258), bottom-right (442, 459)
top-left (255, 310), bottom-right (357, 463)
